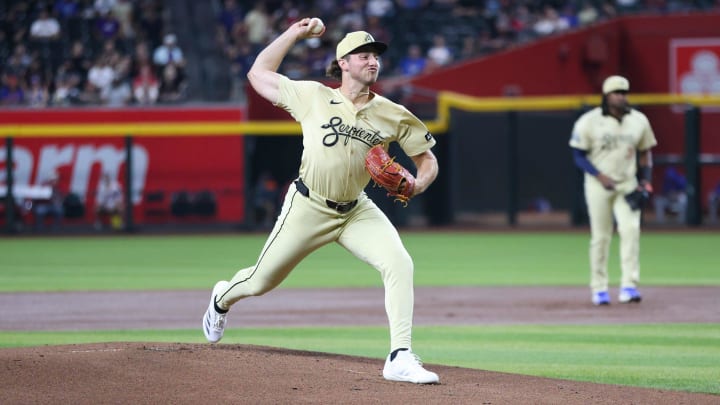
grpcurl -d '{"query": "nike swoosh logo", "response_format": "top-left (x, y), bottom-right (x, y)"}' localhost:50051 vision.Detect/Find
top-left (330, 100), bottom-right (342, 104)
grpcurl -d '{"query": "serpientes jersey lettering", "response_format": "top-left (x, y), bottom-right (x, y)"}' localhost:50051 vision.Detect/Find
top-left (275, 76), bottom-right (435, 202)
top-left (569, 107), bottom-right (657, 183)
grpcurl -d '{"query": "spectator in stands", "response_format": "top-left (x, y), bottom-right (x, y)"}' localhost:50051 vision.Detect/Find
top-left (653, 167), bottom-right (687, 224)
top-left (244, 3), bottom-right (270, 53)
top-left (397, 44), bottom-right (426, 77)
top-left (87, 54), bottom-right (115, 100)
top-left (9, 44), bottom-right (34, 74)
top-left (33, 171), bottom-right (64, 231)
top-left (129, 41), bottom-right (151, 76)
top-left (0, 71), bottom-right (25, 106)
top-left (533, 6), bottom-right (571, 37)
top-left (133, 64), bottom-right (159, 104)
top-left (26, 74), bottom-right (49, 108)
top-left (64, 41), bottom-right (93, 88)
top-left (23, 56), bottom-right (47, 88)
top-left (29, 8), bottom-right (61, 41)
top-left (78, 78), bottom-right (102, 104)
top-left (101, 38), bottom-right (131, 74)
top-left (559, 4), bottom-right (580, 29)
top-left (4, 51), bottom-right (30, 85)
top-left (510, 4), bottom-right (536, 43)
top-left (104, 74), bottom-right (132, 106)
top-left (94, 9), bottom-right (121, 43)
top-left (426, 34), bottom-right (453, 70)
top-left (158, 63), bottom-right (187, 103)
top-left (112, 0), bottom-right (135, 39)
top-left (95, 173), bottom-right (124, 230)
top-left (153, 33), bottom-right (185, 70)
top-left (578, 1), bottom-right (600, 26)
top-left (52, 73), bottom-right (82, 106)
top-left (218, 0), bottom-right (245, 35)
top-left (366, 0), bottom-right (396, 19)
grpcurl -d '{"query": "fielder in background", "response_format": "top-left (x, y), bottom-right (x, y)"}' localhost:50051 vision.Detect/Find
top-left (202, 18), bottom-right (440, 384)
top-left (569, 75), bottom-right (657, 306)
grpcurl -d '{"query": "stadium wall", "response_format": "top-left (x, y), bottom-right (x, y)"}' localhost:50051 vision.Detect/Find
top-left (1, 108), bottom-right (247, 227)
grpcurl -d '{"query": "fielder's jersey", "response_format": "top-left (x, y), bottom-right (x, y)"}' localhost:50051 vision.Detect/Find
top-left (275, 75), bottom-right (436, 202)
top-left (569, 107), bottom-right (657, 184)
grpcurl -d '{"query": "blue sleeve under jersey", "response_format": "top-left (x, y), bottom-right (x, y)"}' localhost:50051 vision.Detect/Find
top-left (572, 148), bottom-right (599, 176)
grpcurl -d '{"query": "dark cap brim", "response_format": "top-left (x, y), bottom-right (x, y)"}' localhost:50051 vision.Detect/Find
top-left (347, 42), bottom-right (388, 56)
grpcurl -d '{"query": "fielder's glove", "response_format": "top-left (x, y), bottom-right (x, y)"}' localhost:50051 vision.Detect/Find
top-left (625, 183), bottom-right (653, 211)
top-left (365, 145), bottom-right (416, 205)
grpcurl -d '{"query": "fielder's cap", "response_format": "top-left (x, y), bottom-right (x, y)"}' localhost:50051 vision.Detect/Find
top-left (602, 75), bottom-right (630, 94)
top-left (336, 31), bottom-right (387, 59)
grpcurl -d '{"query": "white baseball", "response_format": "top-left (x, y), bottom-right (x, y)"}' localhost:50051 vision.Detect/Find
top-left (309, 17), bottom-right (324, 34)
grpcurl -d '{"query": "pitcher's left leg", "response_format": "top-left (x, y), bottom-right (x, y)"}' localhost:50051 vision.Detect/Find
top-left (338, 200), bottom-right (438, 384)
top-left (337, 200), bottom-right (414, 352)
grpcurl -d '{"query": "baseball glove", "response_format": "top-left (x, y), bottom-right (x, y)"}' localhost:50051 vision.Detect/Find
top-left (625, 185), bottom-right (652, 211)
top-left (365, 145), bottom-right (416, 205)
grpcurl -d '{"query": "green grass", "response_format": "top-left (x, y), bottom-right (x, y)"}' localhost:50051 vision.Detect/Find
top-left (1, 232), bottom-right (719, 394)
top-left (1, 324), bottom-right (718, 394)
top-left (1, 232), bottom-right (719, 291)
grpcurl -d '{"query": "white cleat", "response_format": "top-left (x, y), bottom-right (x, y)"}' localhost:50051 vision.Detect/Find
top-left (383, 349), bottom-right (440, 384)
top-left (202, 280), bottom-right (230, 343)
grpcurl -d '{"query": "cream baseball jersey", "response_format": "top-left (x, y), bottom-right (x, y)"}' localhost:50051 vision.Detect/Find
top-left (275, 76), bottom-right (435, 202)
top-left (569, 107), bottom-right (657, 183)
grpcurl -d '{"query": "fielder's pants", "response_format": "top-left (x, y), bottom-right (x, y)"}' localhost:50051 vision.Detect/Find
top-left (584, 177), bottom-right (642, 294)
top-left (215, 181), bottom-right (414, 352)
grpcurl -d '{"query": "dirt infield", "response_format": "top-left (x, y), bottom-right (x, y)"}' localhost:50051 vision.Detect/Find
top-left (2, 286), bottom-right (719, 404)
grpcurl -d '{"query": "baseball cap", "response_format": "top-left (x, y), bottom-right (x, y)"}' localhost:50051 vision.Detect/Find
top-left (336, 31), bottom-right (387, 59)
top-left (602, 75), bottom-right (630, 94)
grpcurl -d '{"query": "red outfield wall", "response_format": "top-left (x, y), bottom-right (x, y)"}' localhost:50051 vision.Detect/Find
top-left (1, 108), bottom-right (246, 224)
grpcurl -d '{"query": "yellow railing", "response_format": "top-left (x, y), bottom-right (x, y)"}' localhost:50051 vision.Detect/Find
top-left (2, 92), bottom-right (720, 138)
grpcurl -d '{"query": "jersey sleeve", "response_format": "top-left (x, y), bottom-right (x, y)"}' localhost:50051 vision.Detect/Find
top-left (636, 112), bottom-right (658, 151)
top-left (275, 76), bottom-right (322, 122)
top-left (396, 106), bottom-right (436, 156)
top-left (569, 112), bottom-right (590, 151)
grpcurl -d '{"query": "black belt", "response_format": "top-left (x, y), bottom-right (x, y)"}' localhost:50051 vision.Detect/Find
top-left (294, 178), bottom-right (358, 214)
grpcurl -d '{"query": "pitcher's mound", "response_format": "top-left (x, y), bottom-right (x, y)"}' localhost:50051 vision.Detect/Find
top-left (1, 342), bottom-right (717, 404)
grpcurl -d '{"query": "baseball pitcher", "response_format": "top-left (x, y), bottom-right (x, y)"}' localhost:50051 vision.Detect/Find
top-left (202, 19), bottom-right (440, 384)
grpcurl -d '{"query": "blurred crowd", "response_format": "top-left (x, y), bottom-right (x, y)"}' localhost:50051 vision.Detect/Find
top-left (0, 0), bottom-right (187, 108)
top-left (2, 0), bottom-right (718, 107)
top-left (215, 0), bottom-right (719, 94)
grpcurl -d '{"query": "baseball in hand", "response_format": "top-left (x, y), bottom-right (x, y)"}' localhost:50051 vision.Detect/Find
top-left (309, 17), bottom-right (324, 34)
